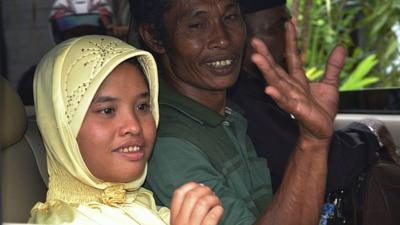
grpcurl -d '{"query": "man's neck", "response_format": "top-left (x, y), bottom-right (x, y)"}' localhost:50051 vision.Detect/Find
top-left (166, 77), bottom-right (227, 115)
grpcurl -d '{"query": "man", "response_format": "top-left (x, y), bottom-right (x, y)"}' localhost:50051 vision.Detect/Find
top-left (229, 0), bottom-right (392, 193)
top-left (130, 0), bottom-right (345, 224)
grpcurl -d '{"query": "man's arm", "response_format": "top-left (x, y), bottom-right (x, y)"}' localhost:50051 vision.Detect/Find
top-left (250, 20), bottom-right (346, 225)
top-left (256, 136), bottom-right (330, 225)
top-left (147, 137), bottom-right (260, 225)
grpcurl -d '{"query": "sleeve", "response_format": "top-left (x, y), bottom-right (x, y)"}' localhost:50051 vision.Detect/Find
top-left (327, 122), bottom-right (379, 192)
top-left (157, 206), bottom-right (171, 224)
top-left (92, 0), bottom-right (113, 16)
top-left (28, 200), bottom-right (76, 224)
top-left (147, 137), bottom-right (257, 225)
top-left (49, 0), bottom-right (70, 19)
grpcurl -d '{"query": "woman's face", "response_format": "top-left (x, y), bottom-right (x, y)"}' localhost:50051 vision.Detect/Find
top-left (76, 62), bottom-right (156, 183)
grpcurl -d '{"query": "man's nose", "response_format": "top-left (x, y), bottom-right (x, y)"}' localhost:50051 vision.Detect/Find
top-left (209, 22), bottom-right (230, 49)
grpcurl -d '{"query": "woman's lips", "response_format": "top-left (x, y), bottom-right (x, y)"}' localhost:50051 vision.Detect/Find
top-left (113, 145), bottom-right (145, 161)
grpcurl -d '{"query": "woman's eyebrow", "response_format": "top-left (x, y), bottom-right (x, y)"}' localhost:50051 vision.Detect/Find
top-left (139, 91), bottom-right (150, 98)
top-left (92, 91), bottom-right (150, 103)
top-left (92, 96), bottom-right (118, 103)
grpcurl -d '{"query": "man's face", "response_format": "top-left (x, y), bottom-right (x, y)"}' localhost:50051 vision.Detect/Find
top-left (160, 0), bottom-right (246, 94)
top-left (243, 5), bottom-right (291, 73)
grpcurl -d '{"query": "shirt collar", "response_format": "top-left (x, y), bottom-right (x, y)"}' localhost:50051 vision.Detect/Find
top-left (159, 79), bottom-right (242, 127)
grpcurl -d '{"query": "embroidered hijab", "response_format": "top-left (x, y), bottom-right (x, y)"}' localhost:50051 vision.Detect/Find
top-left (30, 35), bottom-right (168, 224)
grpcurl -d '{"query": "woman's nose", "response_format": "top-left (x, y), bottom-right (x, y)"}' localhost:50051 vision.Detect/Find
top-left (119, 113), bottom-right (142, 136)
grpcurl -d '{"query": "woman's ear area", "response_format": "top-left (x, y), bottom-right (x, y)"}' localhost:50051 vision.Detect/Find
top-left (138, 24), bottom-right (166, 54)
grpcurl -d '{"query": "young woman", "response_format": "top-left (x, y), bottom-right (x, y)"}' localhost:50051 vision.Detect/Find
top-left (29, 35), bottom-right (223, 225)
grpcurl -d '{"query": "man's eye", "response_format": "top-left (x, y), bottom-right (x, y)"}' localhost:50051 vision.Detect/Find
top-left (189, 23), bottom-right (201, 28)
top-left (225, 13), bottom-right (240, 20)
top-left (189, 21), bottom-right (206, 29)
top-left (137, 103), bottom-right (150, 112)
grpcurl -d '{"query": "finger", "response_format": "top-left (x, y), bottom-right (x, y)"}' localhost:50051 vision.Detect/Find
top-left (322, 44), bottom-right (346, 87)
top-left (189, 194), bottom-right (221, 225)
top-left (251, 38), bottom-right (289, 79)
top-left (251, 52), bottom-right (279, 86)
top-left (253, 51), bottom-right (301, 103)
top-left (251, 39), bottom-right (286, 86)
top-left (250, 37), bottom-right (270, 58)
top-left (201, 205), bottom-right (224, 225)
top-left (265, 86), bottom-right (293, 113)
top-left (174, 184), bottom-right (213, 224)
top-left (253, 52), bottom-right (302, 99)
top-left (265, 85), bottom-right (313, 124)
top-left (171, 182), bottom-right (199, 222)
top-left (284, 21), bottom-right (308, 87)
top-left (251, 38), bottom-right (303, 92)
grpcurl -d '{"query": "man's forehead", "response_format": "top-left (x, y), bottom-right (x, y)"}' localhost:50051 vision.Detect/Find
top-left (239, 0), bottom-right (286, 14)
top-left (170, 0), bottom-right (239, 15)
top-left (245, 5), bottom-right (290, 21)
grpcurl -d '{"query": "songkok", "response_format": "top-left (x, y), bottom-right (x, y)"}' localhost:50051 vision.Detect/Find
top-left (239, 0), bottom-right (287, 14)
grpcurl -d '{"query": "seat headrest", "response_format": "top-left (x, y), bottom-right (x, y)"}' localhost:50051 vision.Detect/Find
top-left (0, 76), bottom-right (27, 149)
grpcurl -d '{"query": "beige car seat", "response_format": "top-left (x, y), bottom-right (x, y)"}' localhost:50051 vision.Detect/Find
top-left (1, 76), bottom-right (47, 223)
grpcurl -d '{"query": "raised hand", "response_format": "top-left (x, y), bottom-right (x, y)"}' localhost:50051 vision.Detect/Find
top-left (170, 182), bottom-right (224, 225)
top-left (250, 21), bottom-right (346, 141)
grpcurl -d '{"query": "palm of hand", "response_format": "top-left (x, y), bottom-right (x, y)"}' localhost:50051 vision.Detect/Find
top-left (306, 82), bottom-right (339, 138)
top-left (251, 21), bottom-right (345, 141)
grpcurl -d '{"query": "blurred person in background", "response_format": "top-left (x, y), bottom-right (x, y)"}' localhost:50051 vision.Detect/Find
top-left (50, 0), bottom-right (128, 43)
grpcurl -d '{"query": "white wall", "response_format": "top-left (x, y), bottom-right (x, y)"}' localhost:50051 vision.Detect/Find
top-left (3, 0), bottom-right (54, 87)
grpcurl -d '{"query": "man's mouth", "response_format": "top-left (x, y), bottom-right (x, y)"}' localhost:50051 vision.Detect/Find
top-left (206, 59), bottom-right (233, 68)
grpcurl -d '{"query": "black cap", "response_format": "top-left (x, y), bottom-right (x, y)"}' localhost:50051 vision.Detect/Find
top-left (239, 0), bottom-right (287, 14)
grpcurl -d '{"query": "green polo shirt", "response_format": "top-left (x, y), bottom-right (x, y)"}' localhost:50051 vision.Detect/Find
top-left (147, 79), bottom-right (273, 225)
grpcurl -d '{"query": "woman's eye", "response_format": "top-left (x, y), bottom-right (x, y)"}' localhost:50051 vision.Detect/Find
top-left (98, 108), bottom-right (114, 114)
top-left (137, 103), bottom-right (150, 112)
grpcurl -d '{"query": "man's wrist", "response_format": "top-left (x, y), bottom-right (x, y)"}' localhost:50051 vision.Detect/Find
top-left (297, 135), bottom-right (331, 155)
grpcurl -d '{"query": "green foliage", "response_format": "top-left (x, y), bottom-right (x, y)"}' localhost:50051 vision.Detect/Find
top-left (290, 0), bottom-right (400, 89)
top-left (340, 54), bottom-right (379, 90)
top-left (306, 50), bottom-right (380, 90)
top-left (306, 67), bottom-right (323, 81)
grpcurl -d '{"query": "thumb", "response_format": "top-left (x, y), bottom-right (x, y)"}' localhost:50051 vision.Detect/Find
top-left (322, 44), bottom-right (346, 87)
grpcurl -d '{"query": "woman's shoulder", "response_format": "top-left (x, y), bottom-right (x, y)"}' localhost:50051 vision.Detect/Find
top-left (28, 199), bottom-right (171, 225)
top-left (28, 200), bottom-right (116, 224)
top-left (28, 200), bottom-right (78, 224)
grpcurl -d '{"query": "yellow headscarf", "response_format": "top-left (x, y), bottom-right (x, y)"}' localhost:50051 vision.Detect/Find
top-left (30, 35), bottom-right (168, 224)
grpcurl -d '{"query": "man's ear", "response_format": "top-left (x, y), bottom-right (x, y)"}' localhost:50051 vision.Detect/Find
top-left (138, 24), bottom-right (166, 54)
